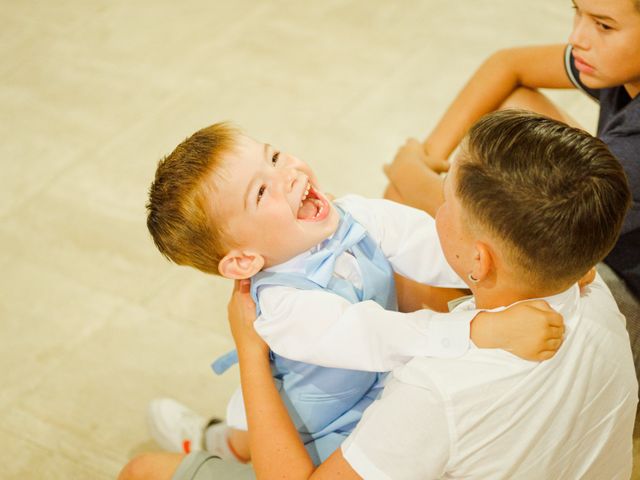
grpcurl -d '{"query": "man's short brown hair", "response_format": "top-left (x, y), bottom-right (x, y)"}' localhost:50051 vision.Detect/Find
top-left (457, 110), bottom-right (630, 289)
top-left (146, 122), bottom-right (238, 275)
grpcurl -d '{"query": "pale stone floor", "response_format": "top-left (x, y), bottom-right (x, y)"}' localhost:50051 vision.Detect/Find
top-left (1, 1), bottom-right (636, 478)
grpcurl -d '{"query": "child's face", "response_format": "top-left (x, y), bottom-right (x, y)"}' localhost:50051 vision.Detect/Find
top-left (569, 0), bottom-right (640, 94)
top-left (208, 135), bottom-right (340, 270)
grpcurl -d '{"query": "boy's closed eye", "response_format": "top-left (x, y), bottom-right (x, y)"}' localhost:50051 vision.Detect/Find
top-left (257, 185), bottom-right (266, 204)
top-left (595, 20), bottom-right (613, 31)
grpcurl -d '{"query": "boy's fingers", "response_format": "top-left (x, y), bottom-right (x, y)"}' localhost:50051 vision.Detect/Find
top-left (538, 350), bottom-right (555, 361)
top-left (440, 160), bottom-right (449, 172)
top-left (548, 326), bottom-right (564, 338)
top-left (546, 313), bottom-right (564, 328)
top-left (545, 338), bottom-right (563, 350)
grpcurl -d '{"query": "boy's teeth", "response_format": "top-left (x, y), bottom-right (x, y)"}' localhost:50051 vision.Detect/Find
top-left (301, 183), bottom-right (311, 202)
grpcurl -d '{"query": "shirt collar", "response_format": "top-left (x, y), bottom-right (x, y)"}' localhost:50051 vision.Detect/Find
top-left (261, 226), bottom-right (340, 275)
top-left (263, 249), bottom-right (312, 275)
top-left (456, 284), bottom-right (581, 328)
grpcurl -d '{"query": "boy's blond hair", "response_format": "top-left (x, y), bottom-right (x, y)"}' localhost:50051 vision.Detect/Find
top-left (146, 122), bottom-right (238, 275)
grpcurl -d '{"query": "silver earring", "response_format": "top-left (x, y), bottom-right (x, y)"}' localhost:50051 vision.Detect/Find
top-left (468, 273), bottom-right (479, 283)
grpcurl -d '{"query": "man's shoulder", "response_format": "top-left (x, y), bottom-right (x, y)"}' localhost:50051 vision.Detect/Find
top-left (394, 348), bottom-right (534, 398)
top-left (580, 274), bottom-right (629, 336)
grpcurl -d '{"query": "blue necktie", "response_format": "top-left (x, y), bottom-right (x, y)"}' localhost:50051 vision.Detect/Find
top-left (304, 212), bottom-right (367, 288)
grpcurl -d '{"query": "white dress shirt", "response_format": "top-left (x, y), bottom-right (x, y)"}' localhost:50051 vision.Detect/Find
top-left (255, 195), bottom-right (473, 371)
top-left (226, 195), bottom-right (475, 430)
top-left (342, 275), bottom-right (638, 479)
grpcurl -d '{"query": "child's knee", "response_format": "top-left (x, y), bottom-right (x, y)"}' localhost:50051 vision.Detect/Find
top-left (118, 454), bottom-right (159, 480)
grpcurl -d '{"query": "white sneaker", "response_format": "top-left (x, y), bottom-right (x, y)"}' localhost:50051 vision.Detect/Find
top-left (147, 398), bottom-right (208, 454)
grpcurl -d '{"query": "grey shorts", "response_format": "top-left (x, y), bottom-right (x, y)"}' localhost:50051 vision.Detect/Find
top-left (172, 452), bottom-right (255, 480)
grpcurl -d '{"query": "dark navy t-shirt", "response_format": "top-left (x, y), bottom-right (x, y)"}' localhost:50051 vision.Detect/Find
top-left (565, 45), bottom-right (640, 298)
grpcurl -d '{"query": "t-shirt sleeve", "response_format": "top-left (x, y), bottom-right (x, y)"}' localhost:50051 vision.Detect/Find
top-left (564, 44), bottom-right (600, 101)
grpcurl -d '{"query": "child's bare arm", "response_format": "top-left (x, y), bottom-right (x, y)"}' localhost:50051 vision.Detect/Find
top-left (471, 300), bottom-right (565, 361)
top-left (424, 44), bottom-right (573, 161)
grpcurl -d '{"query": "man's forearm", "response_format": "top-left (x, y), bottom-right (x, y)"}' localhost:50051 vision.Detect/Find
top-left (239, 348), bottom-right (315, 479)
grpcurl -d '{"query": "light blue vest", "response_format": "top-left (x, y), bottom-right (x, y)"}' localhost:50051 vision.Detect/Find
top-left (213, 208), bottom-right (397, 464)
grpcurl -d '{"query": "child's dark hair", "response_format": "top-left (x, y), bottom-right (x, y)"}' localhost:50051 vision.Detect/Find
top-left (457, 110), bottom-right (630, 289)
top-left (146, 122), bottom-right (238, 275)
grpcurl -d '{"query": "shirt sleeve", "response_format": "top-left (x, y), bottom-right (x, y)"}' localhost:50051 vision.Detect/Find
top-left (341, 377), bottom-right (451, 479)
top-left (336, 195), bottom-right (467, 288)
top-left (563, 44), bottom-right (600, 101)
top-left (255, 285), bottom-right (475, 372)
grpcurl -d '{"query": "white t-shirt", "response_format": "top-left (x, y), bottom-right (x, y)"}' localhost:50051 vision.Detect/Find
top-left (342, 275), bottom-right (638, 479)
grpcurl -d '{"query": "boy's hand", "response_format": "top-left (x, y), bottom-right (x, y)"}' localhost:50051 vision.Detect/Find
top-left (420, 142), bottom-right (450, 174)
top-left (471, 300), bottom-right (564, 361)
top-left (227, 280), bottom-right (269, 357)
top-left (385, 138), bottom-right (449, 181)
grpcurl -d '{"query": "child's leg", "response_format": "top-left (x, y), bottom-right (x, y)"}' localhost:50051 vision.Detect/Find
top-left (227, 428), bottom-right (251, 462)
top-left (118, 452), bottom-right (255, 480)
top-left (147, 398), bottom-right (249, 463)
top-left (118, 453), bottom-right (185, 480)
top-left (204, 423), bottom-right (250, 463)
top-left (499, 87), bottom-right (583, 129)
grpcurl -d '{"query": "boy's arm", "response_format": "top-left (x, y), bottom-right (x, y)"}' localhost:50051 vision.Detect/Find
top-left (424, 44), bottom-right (573, 161)
top-left (257, 286), bottom-right (565, 371)
top-left (384, 45), bottom-right (574, 216)
top-left (256, 285), bottom-right (475, 371)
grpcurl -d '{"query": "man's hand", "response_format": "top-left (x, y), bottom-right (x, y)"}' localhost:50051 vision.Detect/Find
top-left (227, 280), bottom-right (269, 357)
top-left (471, 300), bottom-right (565, 361)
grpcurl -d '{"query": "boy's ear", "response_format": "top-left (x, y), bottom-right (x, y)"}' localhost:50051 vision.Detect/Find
top-left (471, 240), bottom-right (495, 283)
top-left (218, 250), bottom-right (264, 279)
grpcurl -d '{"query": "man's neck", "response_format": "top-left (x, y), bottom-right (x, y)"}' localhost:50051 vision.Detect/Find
top-left (473, 283), bottom-right (570, 310)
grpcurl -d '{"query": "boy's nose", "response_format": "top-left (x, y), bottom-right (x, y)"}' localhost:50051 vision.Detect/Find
top-left (276, 167), bottom-right (298, 191)
top-left (568, 17), bottom-right (590, 51)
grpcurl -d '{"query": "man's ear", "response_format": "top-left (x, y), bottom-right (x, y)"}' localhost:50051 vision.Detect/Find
top-left (218, 250), bottom-right (264, 279)
top-left (470, 240), bottom-right (495, 283)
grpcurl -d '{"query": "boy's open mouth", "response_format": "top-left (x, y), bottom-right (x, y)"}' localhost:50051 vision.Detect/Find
top-left (297, 182), bottom-right (329, 221)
